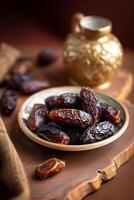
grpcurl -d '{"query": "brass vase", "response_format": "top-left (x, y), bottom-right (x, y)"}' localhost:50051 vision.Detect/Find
top-left (63, 13), bottom-right (123, 87)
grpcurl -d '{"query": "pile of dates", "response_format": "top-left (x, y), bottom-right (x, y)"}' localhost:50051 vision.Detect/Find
top-left (26, 87), bottom-right (121, 145)
top-left (0, 48), bottom-right (59, 116)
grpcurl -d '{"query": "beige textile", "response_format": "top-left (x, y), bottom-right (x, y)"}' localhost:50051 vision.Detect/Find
top-left (0, 116), bottom-right (30, 200)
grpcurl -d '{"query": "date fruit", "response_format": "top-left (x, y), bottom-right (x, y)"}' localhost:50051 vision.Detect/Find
top-left (1, 90), bottom-right (17, 116)
top-left (35, 158), bottom-right (65, 179)
top-left (21, 80), bottom-right (50, 95)
top-left (100, 103), bottom-right (121, 124)
top-left (57, 93), bottom-right (80, 108)
top-left (37, 48), bottom-right (59, 66)
top-left (37, 124), bottom-right (70, 144)
top-left (26, 87), bottom-right (120, 145)
top-left (65, 128), bottom-right (82, 145)
top-left (80, 121), bottom-right (115, 144)
top-left (46, 121), bottom-right (64, 130)
top-left (45, 96), bottom-right (59, 110)
top-left (11, 58), bottom-right (34, 74)
top-left (27, 104), bottom-right (48, 132)
top-left (7, 73), bottom-right (33, 90)
top-left (49, 109), bottom-right (93, 128)
top-left (80, 87), bottom-right (100, 123)
top-left (17, 56), bottom-right (33, 62)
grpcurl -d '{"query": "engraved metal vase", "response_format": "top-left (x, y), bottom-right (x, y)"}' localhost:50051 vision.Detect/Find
top-left (63, 13), bottom-right (123, 87)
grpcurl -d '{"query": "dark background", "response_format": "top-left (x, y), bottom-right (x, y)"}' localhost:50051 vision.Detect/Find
top-left (0, 0), bottom-right (134, 48)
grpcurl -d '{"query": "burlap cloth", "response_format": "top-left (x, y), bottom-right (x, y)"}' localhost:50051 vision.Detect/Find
top-left (0, 43), bottom-right (30, 199)
top-left (0, 116), bottom-right (30, 200)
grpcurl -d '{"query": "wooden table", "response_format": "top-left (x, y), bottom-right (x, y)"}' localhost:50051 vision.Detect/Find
top-left (15, 45), bottom-right (134, 200)
top-left (25, 47), bottom-right (134, 200)
top-left (84, 51), bottom-right (134, 200)
top-left (0, 34), bottom-right (134, 199)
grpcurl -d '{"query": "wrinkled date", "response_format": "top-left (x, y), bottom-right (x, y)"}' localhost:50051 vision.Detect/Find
top-left (45, 96), bottom-right (59, 110)
top-left (37, 124), bottom-right (70, 144)
top-left (80, 87), bottom-right (100, 123)
top-left (17, 56), bottom-right (33, 62)
top-left (37, 48), bottom-right (59, 66)
top-left (7, 73), bottom-right (33, 90)
top-left (100, 103), bottom-right (121, 124)
top-left (48, 121), bottom-right (83, 145)
top-left (80, 121), bottom-right (115, 144)
top-left (21, 80), bottom-right (50, 95)
top-left (49, 109), bottom-right (93, 128)
top-left (46, 121), bottom-right (64, 130)
top-left (1, 90), bottom-right (17, 116)
top-left (35, 158), bottom-right (65, 179)
top-left (27, 104), bottom-right (48, 132)
top-left (11, 58), bottom-right (34, 74)
top-left (57, 93), bottom-right (81, 108)
top-left (65, 128), bottom-right (82, 145)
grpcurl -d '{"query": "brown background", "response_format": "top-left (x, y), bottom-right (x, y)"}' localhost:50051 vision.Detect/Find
top-left (0, 0), bottom-right (134, 48)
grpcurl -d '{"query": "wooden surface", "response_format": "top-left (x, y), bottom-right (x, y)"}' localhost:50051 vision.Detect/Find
top-left (2, 98), bottom-right (134, 200)
top-left (95, 69), bottom-right (133, 101)
top-left (0, 43), bottom-right (133, 199)
top-left (0, 47), bottom-right (133, 199)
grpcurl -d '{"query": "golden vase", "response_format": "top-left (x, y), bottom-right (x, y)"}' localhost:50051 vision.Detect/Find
top-left (63, 13), bottom-right (123, 87)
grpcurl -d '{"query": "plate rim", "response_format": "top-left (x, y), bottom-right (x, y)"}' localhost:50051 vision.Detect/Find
top-left (18, 86), bottom-right (129, 151)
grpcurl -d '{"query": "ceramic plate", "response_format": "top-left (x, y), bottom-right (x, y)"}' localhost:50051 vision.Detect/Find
top-left (18, 86), bottom-right (129, 151)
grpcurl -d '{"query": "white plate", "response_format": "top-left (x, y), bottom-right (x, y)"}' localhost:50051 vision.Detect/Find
top-left (18, 86), bottom-right (129, 151)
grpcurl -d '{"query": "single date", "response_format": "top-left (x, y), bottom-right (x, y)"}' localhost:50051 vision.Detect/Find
top-left (80, 121), bottom-right (115, 144)
top-left (100, 103), bottom-right (121, 124)
top-left (49, 108), bottom-right (93, 128)
top-left (0, 90), bottom-right (17, 116)
top-left (27, 104), bottom-right (48, 132)
top-left (80, 87), bottom-right (100, 123)
top-left (37, 124), bottom-right (70, 144)
top-left (35, 158), bottom-right (65, 179)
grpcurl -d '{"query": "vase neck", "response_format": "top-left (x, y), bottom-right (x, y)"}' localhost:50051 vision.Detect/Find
top-left (79, 16), bottom-right (112, 38)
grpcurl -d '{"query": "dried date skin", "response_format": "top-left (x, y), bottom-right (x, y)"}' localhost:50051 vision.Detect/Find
top-left (80, 121), bottom-right (115, 144)
top-left (10, 59), bottom-right (34, 74)
top-left (46, 121), bottom-right (64, 130)
top-left (49, 109), bottom-right (93, 128)
top-left (7, 73), bottom-right (33, 90)
top-left (41, 121), bottom-right (80, 145)
top-left (35, 158), bottom-right (65, 179)
top-left (37, 48), bottom-right (59, 66)
top-left (100, 103), bottom-right (121, 124)
top-left (27, 104), bottom-right (48, 132)
top-left (45, 96), bottom-right (59, 110)
top-left (65, 128), bottom-right (82, 145)
top-left (57, 93), bottom-right (81, 108)
top-left (80, 87), bottom-right (100, 123)
top-left (17, 56), bottom-right (33, 62)
top-left (1, 90), bottom-right (17, 116)
top-left (37, 124), bottom-right (70, 144)
top-left (21, 80), bottom-right (50, 95)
